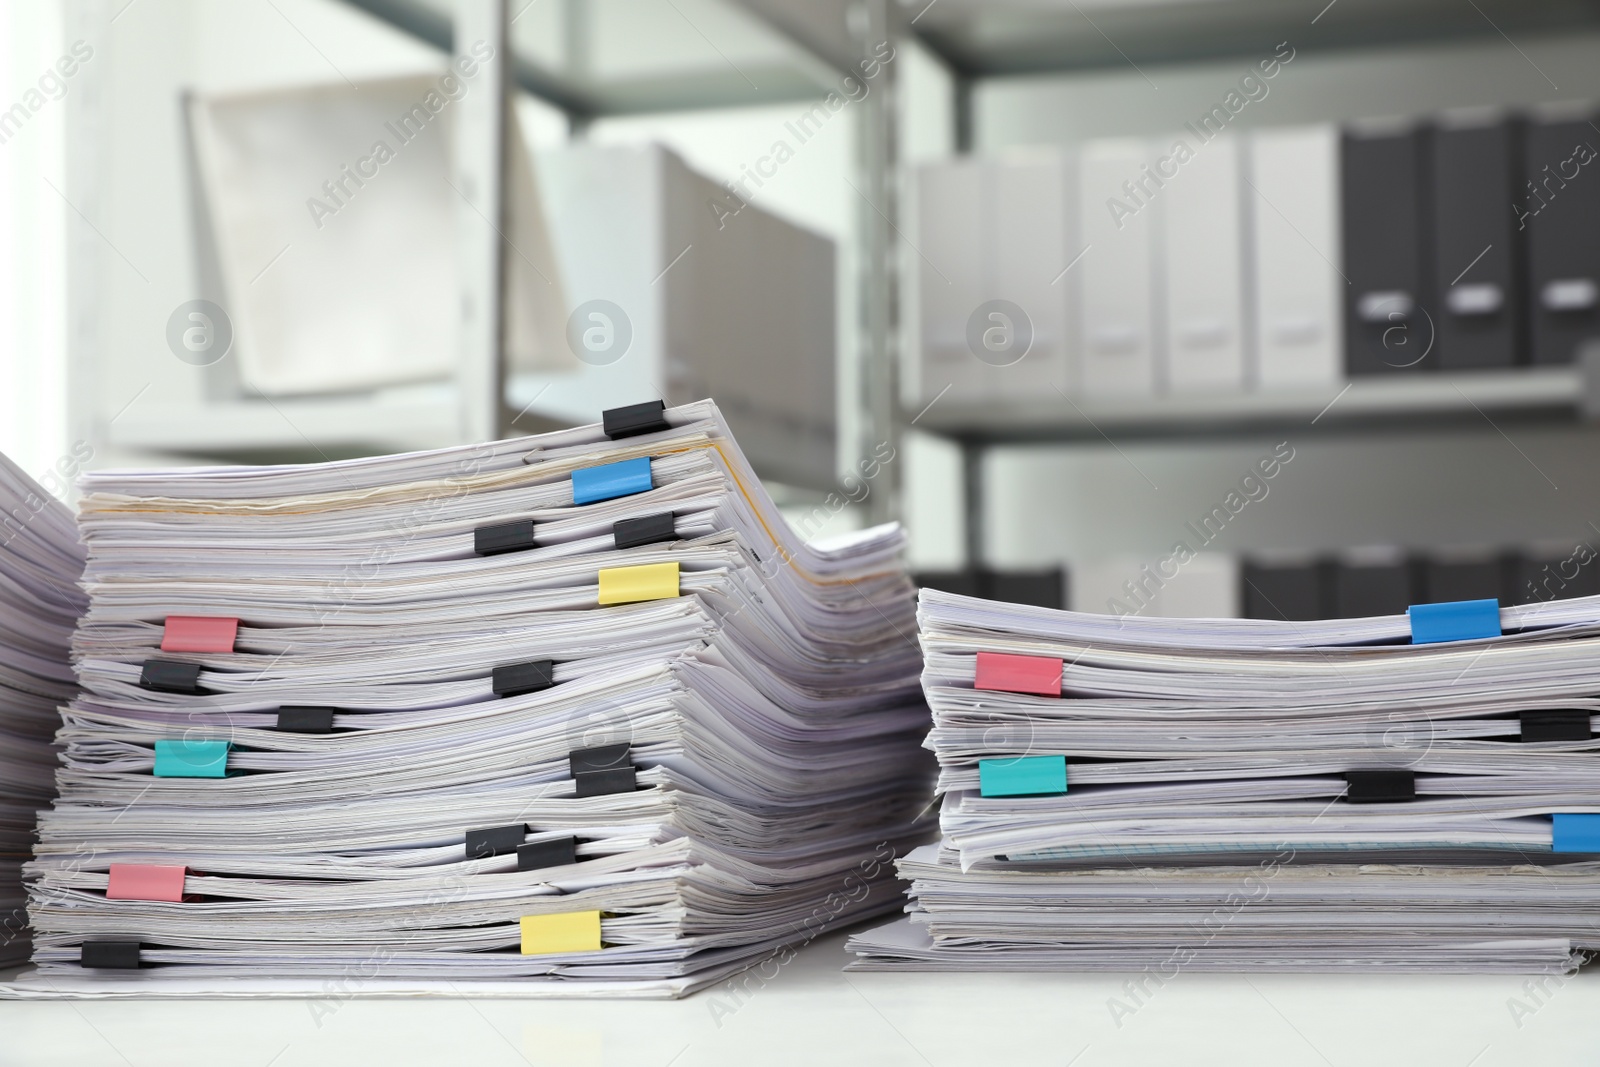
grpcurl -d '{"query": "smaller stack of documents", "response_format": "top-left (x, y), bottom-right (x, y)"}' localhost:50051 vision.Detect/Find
top-left (850, 589), bottom-right (1600, 974)
top-left (14, 401), bottom-right (931, 998)
top-left (0, 454), bottom-right (86, 966)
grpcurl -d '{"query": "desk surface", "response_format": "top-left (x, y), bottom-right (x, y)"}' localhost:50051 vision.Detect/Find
top-left (3, 928), bottom-right (1598, 1066)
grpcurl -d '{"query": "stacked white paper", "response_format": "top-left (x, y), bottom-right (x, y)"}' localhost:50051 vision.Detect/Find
top-left (0, 454), bottom-right (86, 967)
top-left (12, 401), bottom-right (931, 998)
top-left (849, 589), bottom-right (1600, 974)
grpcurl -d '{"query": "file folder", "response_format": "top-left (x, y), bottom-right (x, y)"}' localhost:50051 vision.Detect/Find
top-left (911, 155), bottom-right (1073, 405)
top-left (1419, 549), bottom-right (1507, 605)
top-left (1241, 555), bottom-right (1325, 621)
top-left (1510, 543), bottom-right (1600, 605)
top-left (1079, 140), bottom-right (1156, 396)
top-left (990, 153), bottom-right (1074, 400)
top-left (1430, 113), bottom-right (1522, 370)
top-left (1164, 135), bottom-right (1244, 391)
top-left (1331, 548), bottom-right (1415, 618)
top-left (1247, 125), bottom-right (1343, 389)
top-left (912, 159), bottom-right (986, 402)
top-left (1522, 107), bottom-right (1600, 365)
top-left (1343, 123), bottom-right (1432, 375)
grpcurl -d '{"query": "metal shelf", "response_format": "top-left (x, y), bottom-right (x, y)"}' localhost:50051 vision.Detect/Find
top-left (342, 0), bottom-right (847, 120)
top-left (909, 0), bottom-right (1600, 78)
top-left (911, 364), bottom-right (1600, 575)
top-left (911, 368), bottom-right (1591, 445)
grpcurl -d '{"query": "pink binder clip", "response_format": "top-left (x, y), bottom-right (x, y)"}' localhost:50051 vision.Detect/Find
top-left (161, 616), bottom-right (238, 654)
top-left (974, 652), bottom-right (1063, 697)
top-left (106, 864), bottom-right (187, 903)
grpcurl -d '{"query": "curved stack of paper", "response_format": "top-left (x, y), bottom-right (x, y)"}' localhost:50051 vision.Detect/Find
top-left (849, 588), bottom-right (1600, 974)
top-left (15, 401), bottom-right (931, 998)
top-left (0, 454), bottom-right (86, 967)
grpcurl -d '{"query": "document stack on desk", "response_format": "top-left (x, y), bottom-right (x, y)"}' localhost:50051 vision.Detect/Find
top-left (12, 401), bottom-right (932, 998)
top-left (849, 589), bottom-right (1600, 974)
top-left (0, 454), bottom-right (86, 967)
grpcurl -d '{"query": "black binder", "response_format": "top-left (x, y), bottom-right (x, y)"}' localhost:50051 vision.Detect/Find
top-left (1510, 545), bottom-right (1600, 604)
top-left (1419, 550), bottom-right (1508, 604)
top-left (1241, 557), bottom-right (1326, 621)
top-left (983, 568), bottom-right (1066, 611)
top-left (1430, 115), bottom-right (1523, 370)
top-left (1331, 551), bottom-right (1415, 618)
top-left (912, 570), bottom-right (984, 598)
top-left (1522, 109), bottom-right (1600, 365)
top-left (1344, 124), bottom-right (1433, 376)
top-left (913, 568), bottom-right (1066, 610)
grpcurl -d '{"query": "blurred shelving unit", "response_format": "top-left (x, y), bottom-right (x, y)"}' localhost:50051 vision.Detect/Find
top-left (64, 0), bottom-right (1600, 541)
top-left (894, 0), bottom-right (1600, 567)
top-left (68, 0), bottom-right (902, 509)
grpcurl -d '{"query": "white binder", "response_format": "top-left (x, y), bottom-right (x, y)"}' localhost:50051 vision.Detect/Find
top-left (1078, 140), bottom-right (1157, 397)
top-left (911, 159), bottom-right (986, 405)
top-left (988, 152), bottom-right (1073, 400)
top-left (1247, 124), bottom-right (1344, 390)
top-left (911, 154), bottom-right (1072, 406)
top-left (1163, 135), bottom-right (1245, 392)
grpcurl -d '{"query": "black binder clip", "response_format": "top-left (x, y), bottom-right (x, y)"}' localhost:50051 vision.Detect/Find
top-left (1521, 709), bottom-right (1593, 743)
top-left (570, 742), bottom-right (636, 797)
top-left (602, 401), bottom-right (670, 440)
top-left (81, 941), bottom-right (142, 969)
top-left (276, 706), bottom-right (337, 734)
top-left (474, 519), bottom-right (538, 557)
top-left (139, 660), bottom-right (202, 694)
top-left (614, 513), bottom-right (677, 550)
top-left (517, 836), bottom-right (578, 872)
top-left (492, 660), bottom-right (556, 698)
top-left (1344, 769), bottom-right (1416, 804)
top-left (465, 823), bottom-right (528, 859)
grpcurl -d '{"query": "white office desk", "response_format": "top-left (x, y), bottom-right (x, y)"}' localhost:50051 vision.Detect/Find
top-left (3, 928), bottom-right (1598, 1066)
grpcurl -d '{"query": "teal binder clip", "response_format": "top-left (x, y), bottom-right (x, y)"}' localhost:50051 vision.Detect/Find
top-left (153, 739), bottom-right (230, 778)
top-left (979, 754), bottom-right (1068, 797)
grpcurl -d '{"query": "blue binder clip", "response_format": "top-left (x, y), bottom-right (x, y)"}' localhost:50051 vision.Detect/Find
top-left (1552, 813), bottom-right (1600, 852)
top-left (1407, 598), bottom-right (1501, 644)
top-left (571, 457), bottom-right (652, 506)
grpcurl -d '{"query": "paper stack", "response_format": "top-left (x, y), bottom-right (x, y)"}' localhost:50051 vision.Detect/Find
top-left (0, 454), bottom-right (86, 967)
top-left (849, 589), bottom-right (1600, 974)
top-left (14, 401), bottom-right (931, 998)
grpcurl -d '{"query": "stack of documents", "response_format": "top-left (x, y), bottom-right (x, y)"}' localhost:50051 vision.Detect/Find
top-left (13, 401), bottom-right (931, 997)
top-left (850, 589), bottom-right (1600, 973)
top-left (0, 454), bottom-right (85, 967)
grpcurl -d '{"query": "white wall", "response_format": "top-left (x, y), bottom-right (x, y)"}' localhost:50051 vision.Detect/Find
top-left (0, 3), bottom-right (68, 484)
